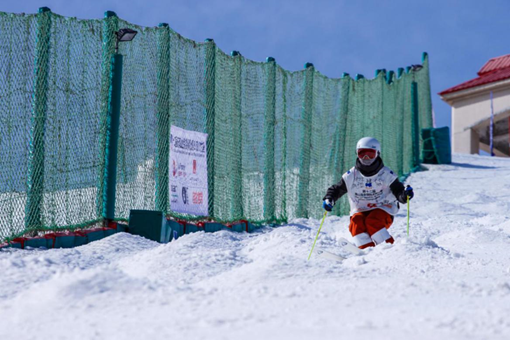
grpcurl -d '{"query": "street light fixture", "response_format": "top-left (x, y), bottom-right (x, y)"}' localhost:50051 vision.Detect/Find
top-left (115, 28), bottom-right (137, 53)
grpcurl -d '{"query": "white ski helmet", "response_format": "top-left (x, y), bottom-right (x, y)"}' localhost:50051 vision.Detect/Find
top-left (356, 137), bottom-right (381, 155)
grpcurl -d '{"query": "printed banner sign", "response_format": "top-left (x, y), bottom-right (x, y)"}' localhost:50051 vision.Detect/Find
top-left (170, 125), bottom-right (208, 216)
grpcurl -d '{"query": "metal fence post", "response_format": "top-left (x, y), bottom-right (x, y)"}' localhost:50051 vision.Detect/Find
top-left (204, 39), bottom-right (216, 218)
top-left (230, 51), bottom-right (243, 220)
top-left (280, 69), bottom-right (288, 222)
top-left (334, 73), bottom-right (351, 215)
top-left (264, 57), bottom-right (276, 222)
top-left (386, 70), bottom-right (395, 84)
top-left (411, 81), bottom-right (421, 168)
top-left (420, 52), bottom-right (434, 133)
top-left (103, 53), bottom-right (123, 221)
top-left (397, 68), bottom-right (404, 79)
top-left (97, 11), bottom-right (118, 221)
top-left (25, 7), bottom-right (52, 232)
top-left (296, 62), bottom-right (314, 218)
top-left (156, 23), bottom-right (171, 213)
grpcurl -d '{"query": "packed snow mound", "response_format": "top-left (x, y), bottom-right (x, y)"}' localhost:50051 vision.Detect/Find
top-left (1, 154), bottom-right (510, 340)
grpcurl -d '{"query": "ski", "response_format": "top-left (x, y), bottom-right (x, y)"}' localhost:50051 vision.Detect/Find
top-left (314, 238), bottom-right (363, 262)
top-left (337, 237), bottom-right (363, 255)
top-left (315, 248), bottom-right (346, 262)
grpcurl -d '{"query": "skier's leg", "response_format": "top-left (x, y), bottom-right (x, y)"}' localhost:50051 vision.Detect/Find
top-left (365, 209), bottom-right (394, 245)
top-left (349, 212), bottom-right (375, 249)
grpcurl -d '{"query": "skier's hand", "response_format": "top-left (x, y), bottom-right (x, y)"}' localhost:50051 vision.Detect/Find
top-left (323, 199), bottom-right (334, 212)
top-left (405, 185), bottom-right (414, 200)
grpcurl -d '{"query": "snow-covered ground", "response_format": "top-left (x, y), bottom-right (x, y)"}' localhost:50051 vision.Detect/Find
top-left (1, 154), bottom-right (510, 340)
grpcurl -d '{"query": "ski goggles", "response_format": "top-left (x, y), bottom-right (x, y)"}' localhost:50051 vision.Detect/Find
top-left (357, 148), bottom-right (377, 159)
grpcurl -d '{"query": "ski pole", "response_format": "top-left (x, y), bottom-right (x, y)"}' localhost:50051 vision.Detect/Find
top-left (308, 211), bottom-right (327, 260)
top-left (406, 195), bottom-right (410, 236)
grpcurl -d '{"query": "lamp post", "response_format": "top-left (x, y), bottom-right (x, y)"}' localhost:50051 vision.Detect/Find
top-left (103, 27), bottom-right (137, 224)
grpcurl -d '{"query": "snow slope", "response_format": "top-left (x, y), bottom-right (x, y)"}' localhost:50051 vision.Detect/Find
top-left (1, 154), bottom-right (510, 340)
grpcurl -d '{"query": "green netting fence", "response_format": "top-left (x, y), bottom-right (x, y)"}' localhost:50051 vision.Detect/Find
top-left (0, 9), bottom-right (433, 242)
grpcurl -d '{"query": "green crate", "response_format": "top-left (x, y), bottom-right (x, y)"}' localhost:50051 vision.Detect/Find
top-left (25, 237), bottom-right (50, 249)
top-left (128, 210), bottom-right (170, 243)
top-left (53, 233), bottom-right (76, 248)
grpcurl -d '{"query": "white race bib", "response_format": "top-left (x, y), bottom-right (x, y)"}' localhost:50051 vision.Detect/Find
top-left (342, 166), bottom-right (399, 215)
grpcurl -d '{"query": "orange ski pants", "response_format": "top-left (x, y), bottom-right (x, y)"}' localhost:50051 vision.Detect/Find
top-left (349, 209), bottom-right (393, 244)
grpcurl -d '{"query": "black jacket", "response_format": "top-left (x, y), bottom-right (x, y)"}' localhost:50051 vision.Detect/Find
top-left (323, 157), bottom-right (408, 204)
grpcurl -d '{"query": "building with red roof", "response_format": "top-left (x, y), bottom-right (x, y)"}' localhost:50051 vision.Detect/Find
top-left (439, 54), bottom-right (510, 156)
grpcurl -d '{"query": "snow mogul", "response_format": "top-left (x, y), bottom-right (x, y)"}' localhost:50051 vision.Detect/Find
top-left (322, 137), bottom-right (414, 249)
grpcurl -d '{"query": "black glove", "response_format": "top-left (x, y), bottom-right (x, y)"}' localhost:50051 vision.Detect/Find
top-left (322, 199), bottom-right (334, 212)
top-left (405, 185), bottom-right (414, 200)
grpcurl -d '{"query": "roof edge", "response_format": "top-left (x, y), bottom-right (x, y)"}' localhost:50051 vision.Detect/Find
top-left (478, 53), bottom-right (510, 75)
top-left (439, 77), bottom-right (510, 105)
top-left (439, 68), bottom-right (510, 96)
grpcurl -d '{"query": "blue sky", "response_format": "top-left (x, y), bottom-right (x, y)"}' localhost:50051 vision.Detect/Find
top-left (3, 0), bottom-right (510, 130)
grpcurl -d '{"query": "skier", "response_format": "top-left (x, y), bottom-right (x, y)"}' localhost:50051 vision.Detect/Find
top-left (322, 137), bottom-right (414, 249)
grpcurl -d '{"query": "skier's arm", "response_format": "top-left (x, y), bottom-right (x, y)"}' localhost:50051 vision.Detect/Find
top-left (390, 178), bottom-right (409, 204)
top-left (323, 178), bottom-right (348, 203)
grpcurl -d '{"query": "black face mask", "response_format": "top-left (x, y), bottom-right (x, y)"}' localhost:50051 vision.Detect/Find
top-left (356, 156), bottom-right (384, 177)
top-left (358, 156), bottom-right (377, 166)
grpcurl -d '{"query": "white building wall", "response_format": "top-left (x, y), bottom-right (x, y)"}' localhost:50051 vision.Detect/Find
top-left (451, 87), bottom-right (510, 154)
